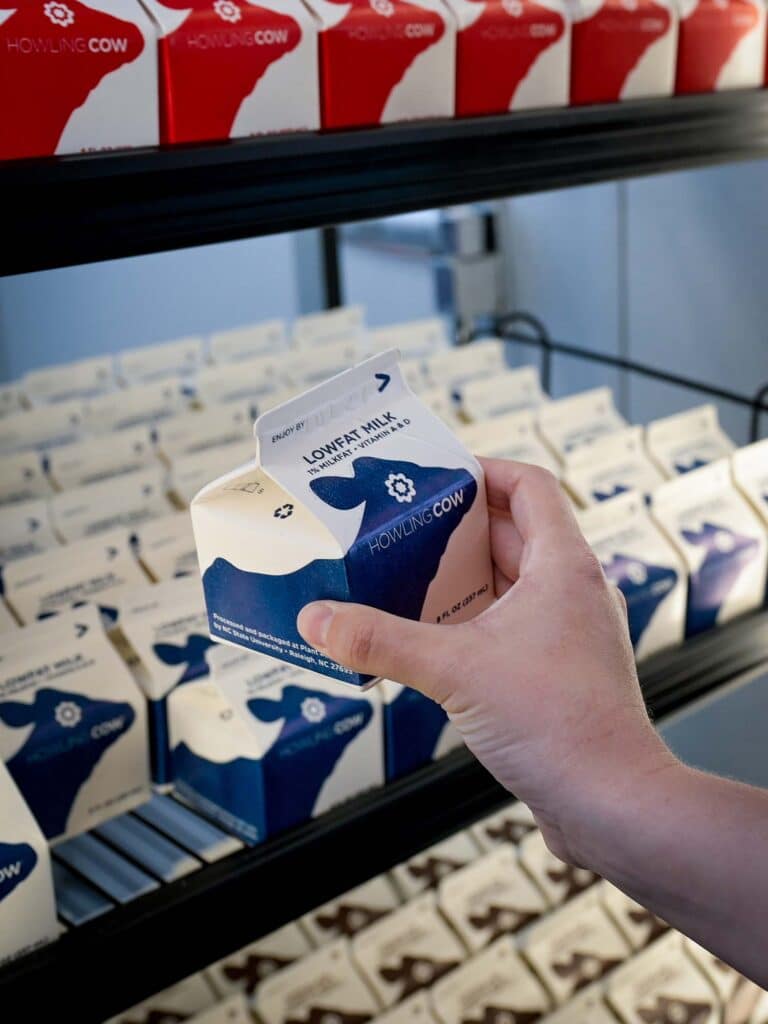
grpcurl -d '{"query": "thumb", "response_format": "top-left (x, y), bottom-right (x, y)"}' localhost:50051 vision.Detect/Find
top-left (296, 601), bottom-right (464, 703)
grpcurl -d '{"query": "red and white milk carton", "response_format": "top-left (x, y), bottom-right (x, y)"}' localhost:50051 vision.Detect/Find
top-left (141, 0), bottom-right (319, 143)
top-left (304, 0), bottom-right (456, 129)
top-left (0, 0), bottom-right (158, 160)
top-left (567, 0), bottom-right (678, 105)
top-left (444, 0), bottom-right (570, 116)
top-left (676, 0), bottom-right (765, 94)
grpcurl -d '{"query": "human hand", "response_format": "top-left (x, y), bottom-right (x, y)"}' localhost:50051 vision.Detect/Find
top-left (297, 459), bottom-right (676, 865)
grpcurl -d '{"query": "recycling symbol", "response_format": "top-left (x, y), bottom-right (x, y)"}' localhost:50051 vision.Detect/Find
top-left (274, 504), bottom-right (294, 520)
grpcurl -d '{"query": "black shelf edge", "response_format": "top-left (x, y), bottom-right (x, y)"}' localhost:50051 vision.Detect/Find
top-left (2, 608), bottom-right (768, 1021)
top-left (6, 90), bottom-right (768, 274)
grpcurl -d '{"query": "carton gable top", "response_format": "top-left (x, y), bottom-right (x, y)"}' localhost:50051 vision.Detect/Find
top-left (646, 403), bottom-right (734, 474)
top-left (538, 386), bottom-right (626, 455)
top-left (210, 319), bottom-right (288, 363)
top-left (460, 365), bottom-right (547, 419)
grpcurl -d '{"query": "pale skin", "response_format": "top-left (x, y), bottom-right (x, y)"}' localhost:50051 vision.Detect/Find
top-left (297, 458), bottom-right (768, 986)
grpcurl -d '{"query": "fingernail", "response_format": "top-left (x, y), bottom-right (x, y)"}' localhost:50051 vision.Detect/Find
top-left (297, 602), bottom-right (335, 648)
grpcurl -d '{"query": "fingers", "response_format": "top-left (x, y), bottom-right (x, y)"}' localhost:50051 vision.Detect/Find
top-left (489, 510), bottom-right (524, 586)
top-left (297, 601), bottom-right (466, 703)
top-left (480, 458), bottom-right (588, 571)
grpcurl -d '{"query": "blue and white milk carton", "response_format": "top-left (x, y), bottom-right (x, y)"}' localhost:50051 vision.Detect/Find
top-left (459, 366), bottom-right (547, 423)
top-left (578, 491), bottom-right (687, 660)
top-left (169, 645), bottom-right (384, 844)
top-left (379, 679), bottom-right (462, 781)
top-left (732, 439), bottom-right (768, 531)
top-left (652, 460), bottom-right (768, 637)
top-left (0, 605), bottom-right (150, 841)
top-left (112, 577), bottom-right (215, 786)
top-left (565, 426), bottom-right (666, 507)
top-left (646, 404), bottom-right (735, 477)
top-left (0, 760), bottom-right (58, 966)
top-left (191, 351), bottom-right (494, 687)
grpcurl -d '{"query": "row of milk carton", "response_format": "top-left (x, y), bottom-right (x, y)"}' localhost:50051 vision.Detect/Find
top-left (107, 801), bottom-right (767, 1024)
top-left (3, 0), bottom-right (768, 160)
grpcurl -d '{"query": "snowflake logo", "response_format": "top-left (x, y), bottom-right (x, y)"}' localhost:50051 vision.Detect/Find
top-left (370, 0), bottom-right (394, 15)
top-left (301, 696), bottom-right (326, 724)
top-left (714, 530), bottom-right (735, 553)
top-left (43, 1), bottom-right (74, 26)
top-left (213, 0), bottom-right (241, 22)
top-left (626, 561), bottom-right (648, 586)
top-left (502, 0), bottom-right (524, 15)
top-left (273, 503), bottom-right (294, 520)
top-left (385, 472), bottom-right (416, 504)
top-left (55, 701), bottom-right (82, 728)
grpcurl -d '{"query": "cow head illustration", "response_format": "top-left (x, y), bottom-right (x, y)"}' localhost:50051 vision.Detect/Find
top-left (483, 818), bottom-right (535, 846)
top-left (545, 862), bottom-right (596, 900)
top-left (681, 522), bottom-right (759, 635)
top-left (593, 483), bottom-right (630, 502)
top-left (152, 633), bottom-right (216, 684)
top-left (314, 901), bottom-right (390, 938)
top-left (467, 903), bottom-right (539, 940)
top-left (461, 1007), bottom-right (542, 1024)
top-left (601, 553), bottom-right (678, 648)
top-left (551, 951), bottom-right (623, 992)
top-left (379, 955), bottom-right (459, 999)
top-left (0, 687), bottom-right (135, 838)
top-left (406, 855), bottom-right (463, 889)
top-left (627, 906), bottom-right (668, 946)
top-left (674, 457), bottom-right (709, 475)
top-left (285, 1009), bottom-right (373, 1024)
top-left (123, 1010), bottom-right (189, 1024)
top-left (637, 996), bottom-right (713, 1024)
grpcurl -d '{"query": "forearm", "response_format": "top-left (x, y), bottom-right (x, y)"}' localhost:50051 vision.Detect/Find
top-left (566, 749), bottom-right (768, 985)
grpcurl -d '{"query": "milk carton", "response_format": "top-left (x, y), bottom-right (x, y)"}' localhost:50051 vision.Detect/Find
top-left (170, 439), bottom-right (255, 507)
top-left (676, 0), bottom-right (766, 93)
top-left (469, 801), bottom-right (537, 851)
top-left (607, 932), bottom-right (719, 1024)
top-left (135, 511), bottom-right (198, 580)
top-left (0, 498), bottom-right (60, 564)
top-left (732, 438), bottom-right (768, 529)
top-left (210, 320), bottom-right (288, 364)
top-left (46, 425), bottom-right (158, 490)
top-left (169, 647), bottom-right (384, 843)
top-left (425, 339), bottom-right (507, 399)
top-left (438, 846), bottom-right (549, 951)
top-left (0, 605), bottom-right (150, 840)
top-left (118, 337), bottom-right (205, 385)
top-left (0, 761), bottom-right (58, 966)
top-left (568, 0), bottom-right (678, 104)
top-left (301, 874), bottom-right (401, 946)
top-left (143, 0), bottom-right (319, 143)
top-left (22, 355), bottom-right (115, 406)
top-left (283, 339), bottom-right (360, 389)
top-left (429, 936), bottom-right (551, 1024)
top-left (652, 460), bottom-right (768, 636)
top-left (459, 366), bottom-right (548, 423)
top-left (646, 404), bottom-right (735, 477)
top-left (85, 380), bottom-right (189, 434)
top-left (206, 922), bottom-right (313, 1001)
top-left (155, 404), bottom-right (254, 461)
top-left (0, 451), bottom-right (52, 505)
top-left (191, 351), bottom-right (494, 686)
top-left (380, 679), bottom-right (462, 780)
top-left (190, 995), bottom-right (253, 1024)
top-left (538, 387), bottom-right (626, 458)
top-left (368, 319), bottom-right (449, 360)
top-left (303, 0), bottom-right (455, 129)
top-left (599, 881), bottom-right (668, 951)
top-left (456, 411), bottom-right (561, 474)
top-left (257, 939), bottom-right (381, 1024)
top-left (390, 831), bottom-right (481, 899)
top-left (112, 576), bottom-right (214, 785)
top-left (445, 0), bottom-right (569, 115)
top-left (518, 829), bottom-right (597, 907)
top-left (292, 305), bottom-right (366, 350)
top-left (351, 892), bottom-right (466, 1006)
top-left (519, 887), bottom-right (631, 1004)
top-left (0, 400), bottom-right (86, 454)
top-left (578, 491), bottom-right (687, 660)
top-left (196, 354), bottom-right (287, 407)
top-left (0, 0), bottom-right (159, 160)
top-left (106, 974), bottom-right (218, 1024)
top-left (565, 426), bottom-right (666, 506)
top-left (2, 526), bottom-right (148, 625)
top-left (50, 465), bottom-right (173, 541)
